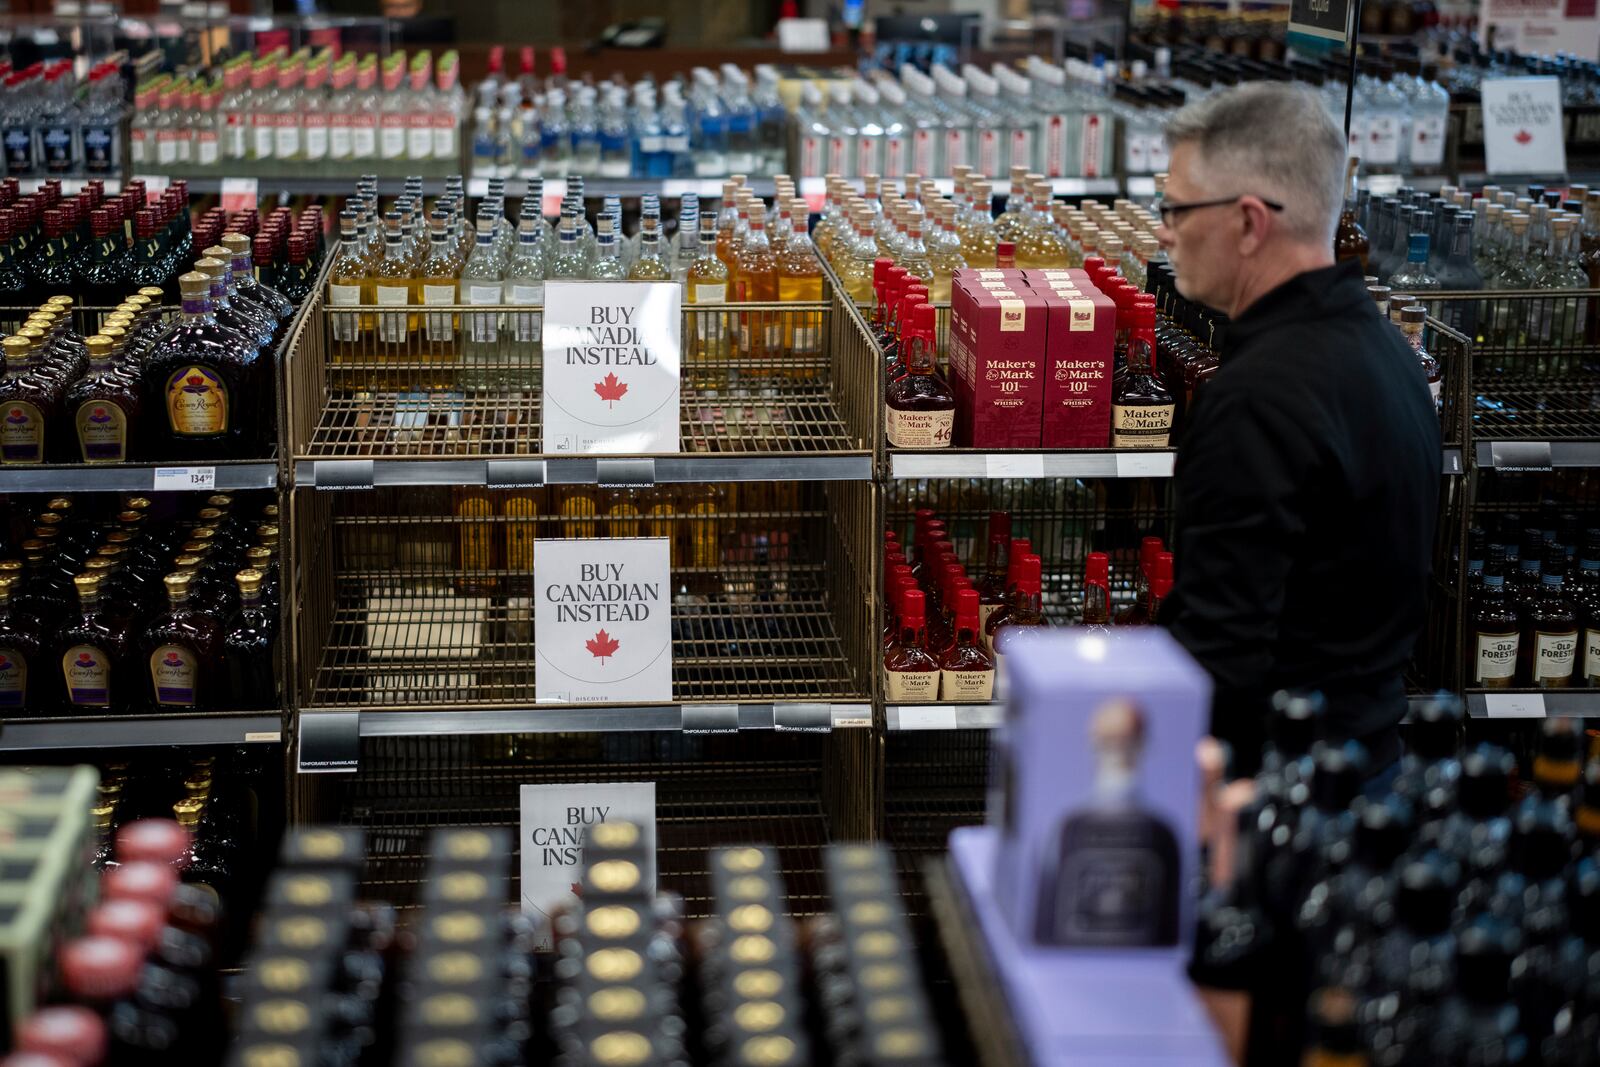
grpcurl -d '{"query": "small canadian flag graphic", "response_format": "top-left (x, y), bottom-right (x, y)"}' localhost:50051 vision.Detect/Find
top-left (594, 373), bottom-right (627, 408)
top-left (586, 629), bottom-right (620, 662)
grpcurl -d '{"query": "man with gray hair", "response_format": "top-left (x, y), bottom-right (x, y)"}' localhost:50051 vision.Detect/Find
top-left (1155, 82), bottom-right (1441, 783)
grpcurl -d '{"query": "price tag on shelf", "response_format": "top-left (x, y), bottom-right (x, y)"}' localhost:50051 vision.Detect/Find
top-left (897, 705), bottom-right (960, 730)
top-left (984, 454), bottom-right (1045, 479)
top-left (152, 466), bottom-right (216, 492)
top-left (1482, 692), bottom-right (1546, 718)
top-left (1114, 451), bottom-right (1176, 478)
top-left (220, 177), bottom-right (259, 214)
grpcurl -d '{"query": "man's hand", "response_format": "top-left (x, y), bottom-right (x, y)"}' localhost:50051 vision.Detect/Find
top-left (1196, 737), bottom-right (1258, 890)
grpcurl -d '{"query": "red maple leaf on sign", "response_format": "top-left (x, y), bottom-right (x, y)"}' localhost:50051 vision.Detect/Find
top-left (1516, 129), bottom-right (1534, 144)
top-left (594, 372), bottom-right (628, 407)
top-left (571, 882), bottom-right (583, 898)
top-left (586, 629), bottom-right (620, 662)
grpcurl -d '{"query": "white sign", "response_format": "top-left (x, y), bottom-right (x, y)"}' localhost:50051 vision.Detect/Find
top-left (1481, 77), bottom-right (1568, 176)
top-left (220, 176), bottom-right (259, 215)
top-left (153, 466), bottom-right (216, 492)
top-left (519, 781), bottom-right (656, 947)
top-left (542, 281), bottom-right (681, 455)
top-left (1481, 0), bottom-right (1600, 61)
top-left (777, 17), bottom-right (831, 52)
top-left (534, 537), bottom-right (672, 704)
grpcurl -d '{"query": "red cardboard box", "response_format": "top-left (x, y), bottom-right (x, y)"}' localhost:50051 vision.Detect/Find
top-left (949, 282), bottom-right (1047, 448)
top-left (955, 267), bottom-right (1032, 289)
top-left (1037, 287), bottom-right (1116, 448)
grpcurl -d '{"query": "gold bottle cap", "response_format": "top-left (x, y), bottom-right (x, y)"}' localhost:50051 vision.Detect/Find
top-left (207, 494), bottom-right (234, 509)
top-left (222, 232), bottom-right (251, 253)
top-left (177, 549), bottom-right (207, 565)
top-left (46, 295), bottom-right (73, 308)
top-left (188, 527), bottom-right (216, 542)
top-left (125, 496), bottom-right (152, 511)
top-left (92, 801), bottom-right (114, 828)
top-left (164, 572), bottom-right (194, 596)
top-left (178, 273), bottom-right (211, 297)
top-left (197, 507), bottom-right (225, 523)
top-left (246, 546), bottom-right (272, 565)
top-left (139, 286), bottom-right (166, 301)
top-left (258, 524), bottom-right (280, 544)
top-left (194, 257), bottom-right (226, 279)
top-left (73, 573), bottom-right (103, 595)
top-left (262, 504), bottom-right (279, 519)
top-left (3, 335), bottom-right (34, 359)
top-left (203, 245), bottom-right (231, 261)
top-left (126, 293), bottom-right (153, 308)
top-left (85, 335), bottom-right (114, 360)
top-left (100, 325), bottom-right (128, 349)
top-left (96, 544), bottom-right (125, 561)
top-left (85, 557), bottom-right (115, 574)
top-left (236, 567), bottom-right (264, 593)
top-left (0, 560), bottom-right (22, 576)
top-left (36, 512), bottom-right (61, 527)
top-left (173, 796), bottom-right (203, 827)
top-left (0, 575), bottom-right (14, 595)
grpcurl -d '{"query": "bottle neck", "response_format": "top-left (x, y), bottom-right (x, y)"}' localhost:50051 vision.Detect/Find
top-left (899, 617), bottom-right (926, 650)
top-left (181, 292), bottom-right (213, 321)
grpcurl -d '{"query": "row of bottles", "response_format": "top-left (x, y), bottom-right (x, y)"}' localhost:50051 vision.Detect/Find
top-left (1196, 699), bottom-right (1600, 1065)
top-left (0, 219), bottom-right (299, 464)
top-left (0, 492), bottom-right (281, 713)
top-left (882, 508), bottom-right (1175, 702)
top-left (470, 50), bottom-right (787, 179)
top-left (130, 47), bottom-right (465, 175)
top-left (0, 59), bottom-right (126, 180)
top-left (325, 172), bottom-right (826, 390)
top-left (1466, 522), bottom-right (1600, 688)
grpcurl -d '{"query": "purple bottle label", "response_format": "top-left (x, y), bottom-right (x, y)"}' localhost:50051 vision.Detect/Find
top-left (150, 644), bottom-right (199, 706)
top-left (62, 645), bottom-right (110, 706)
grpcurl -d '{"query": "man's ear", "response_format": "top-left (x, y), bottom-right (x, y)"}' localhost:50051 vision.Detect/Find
top-left (1237, 198), bottom-right (1273, 257)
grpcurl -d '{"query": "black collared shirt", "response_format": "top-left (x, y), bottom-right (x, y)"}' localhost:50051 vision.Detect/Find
top-left (1160, 259), bottom-right (1441, 775)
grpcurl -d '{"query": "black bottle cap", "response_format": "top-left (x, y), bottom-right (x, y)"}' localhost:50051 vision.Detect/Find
top-left (1512, 797), bottom-right (1576, 883)
top-left (1311, 741), bottom-right (1369, 813)
top-left (1353, 795), bottom-right (1414, 871)
top-left (1396, 855), bottom-right (1458, 937)
top-left (1407, 692), bottom-right (1463, 762)
top-left (1459, 745), bottom-right (1517, 819)
top-left (1269, 689), bottom-right (1324, 760)
top-left (1456, 917), bottom-right (1522, 1003)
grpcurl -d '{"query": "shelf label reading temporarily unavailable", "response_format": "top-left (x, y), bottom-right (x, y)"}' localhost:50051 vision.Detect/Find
top-left (520, 781), bottom-right (656, 949)
top-left (533, 537), bottom-right (672, 705)
top-left (1482, 692), bottom-right (1547, 718)
top-left (541, 281), bottom-right (681, 455)
top-left (153, 466), bottom-right (216, 492)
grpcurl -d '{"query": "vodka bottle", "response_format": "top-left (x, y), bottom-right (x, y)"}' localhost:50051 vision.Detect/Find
top-left (824, 81), bottom-right (858, 178)
top-left (271, 59), bottom-right (304, 164)
top-left (550, 211), bottom-right (587, 279)
top-left (673, 198), bottom-right (699, 293)
top-left (301, 54), bottom-right (330, 170)
top-left (795, 83), bottom-right (828, 180)
top-left (504, 216), bottom-right (546, 383)
top-left (752, 66), bottom-right (788, 176)
top-left (80, 64), bottom-right (124, 178)
top-left (961, 65), bottom-right (1009, 179)
top-left (1025, 57), bottom-right (1076, 180)
top-left (351, 56), bottom-right (380, 162)
top-left (378, 54), bottom-right (408, 163)
top-left (435, 51), bottom-right (465, 164)
top-left (325, 54), bottom-right (356, 166)
top-left (248, 56), bottom-right (278, 164)
top-left (598, 86), bottom-right (631, 178)
top-left (128, 79), bottom-right (158, 171)
top-left (691, 69), bottom-right (728, 177)
top-left (721, 64), bottom-right (759, 175)
top-left (405, 53), bottom-right (434, 163)
top-left (540, 87), bottom-right (570, 177)
top-left (568, 86), bottom-right (601, 174)
top-left (458, 209), bottom-right (505, 389)
top-left (191, 80), bottom-right (221, 173)
top-left (660, 82), bottom-right (692, 179)
top-left (991, 64), bottom-right (1039, 175)
top-left (589, 213), bottom-right (628, 280)
top-left (632, 85), bottom-right (666, 178)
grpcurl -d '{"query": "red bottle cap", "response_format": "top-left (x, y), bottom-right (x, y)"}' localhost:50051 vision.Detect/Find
top-left (486, 45), bottom-right (504, 74)
top-left (17, 1007), bottom-right (107, 1067)
top-left (989, 512), bottom-right (1011, 540)
top-left (103, 860), bottom-right (180, 908)
top-left (134, 208), bottom-right (159, 238)
top-left (87, 898), bottom-right (167, 952)
top-left (1154, 551), bottom-right (1174, 582)
top-left (913, 303), bottom-right (937, 336)
top-left (550, 46), bottom-right (568, 74)
top-left (1137, 305), bottom-right (1157, 329)
top-left (941, 562), bottom-right (965, 600)
top-left (874, 257), bottom-right (893, 288)
top-left (169, 179), bottom-right (188, 202)
top-left (1085, 551), bottom-right (1109, 587)
top-left (1140, 537), bottom-right (1164, 577)
top-left (996, 241), bottom-right (1015, 268)
top-left (59, 936), bottom-right (141, 1002)
top-left (115, 818), bottom-right (190, 867)
top-left (288, 235), bottom-right (311, 263)
top-left (884, 528), bottom-right (899, 543)
top-left (954, 587), bottom-right (981, 628)
top-left (1151, 573), bottom-right (1174, 601)
top-left (41, 209), bottom-right (65, 238)
top-left (519, 46), bottom-right (535, 74)
top-left (1018, 554), bottom-right (1043, 594)
top-left (901, 588), bottom-right (926, 628)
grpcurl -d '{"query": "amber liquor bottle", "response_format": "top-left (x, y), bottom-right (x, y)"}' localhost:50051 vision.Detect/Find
top-left (141, 272), bottom-right (267, 460)
top-left (976, 512), bottom-right (1012, 633)
top-left (885, 303), bottom-right (954, 449)
top-left (992, 554), bottom-right (1047, 697)
top-left (66, 335), bottom-right (140, 464)
top-left (0, 334), bottom-right (57, 465)
top-left (1525, 543), bottom-right (1579, 688)
top-left (51, 573), bottom-right (135, 712)
top-left (223, 568), bottom-right (277, 710)
top-left (1112, 306), bottom-right (1174, 448)
top-left (885, 588), bottom-right (940, 702)
top-left (982, 536), bottom-right (1033, 651)
top-left (1115, 538), bottom-right (1166, 626)
top-left (138, 572), bottom-right (224, 711)
top-left (1471, 547), bottom-right (1520, 688)
top-left (940, 588), bottom-right (995, 702)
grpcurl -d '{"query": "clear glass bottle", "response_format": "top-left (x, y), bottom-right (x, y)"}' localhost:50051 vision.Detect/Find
top-left (1536, 215), bottom-right (1590, 346)
top-left (419, 211), bottom-right (461, 372)
top-left (504, 218), bottom-right (546, 390)
top-left (550, 210), bottom-right (587, 279)
top-left (629, 214), bottom-right (672, 281)
top-left (777, 200), bottom-right (824, 378)
top-left (961, 180), bottom-right (1000, 269)
top-left (459, 209), bottom-right (505, 389)
top-left (372, 212), bottom-right (418, 367)
top-left (926, 199), bottom-right (968, 303)
top-left (589, 213), bottom-right (627, 280)
top-left (1388, 232), bottom-right (1440, 292)
top-left (686, 212), bottom-right (731, 369)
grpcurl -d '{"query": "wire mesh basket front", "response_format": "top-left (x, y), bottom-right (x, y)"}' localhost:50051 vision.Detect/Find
top-left (883, 729), bottom-right (992, 918)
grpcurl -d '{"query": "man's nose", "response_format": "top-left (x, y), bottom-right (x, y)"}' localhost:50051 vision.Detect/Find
top-left (1155, 223), bottom-right (1175, 249)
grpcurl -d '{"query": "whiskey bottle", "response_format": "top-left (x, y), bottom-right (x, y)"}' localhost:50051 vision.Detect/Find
top-left (65, 335), bottom-right (140, 464)
top-left (0, 575), bottom-right (41, 711)
top-left (142, 272), bottom-right (268, 460)
top-left (198, 248), bottom-right (273, 349)
top-left (1112, 305), bottom-right (1174, 448)
top-left (686, 210), bottom-right (731, 371)
top-left (138, 572), bottom-right (224, 711)
top-left (0, 334), bottom-right (55, 464)
top-left (1525, 543), bottom-right (1579, 688)
top-left (884, 303), bottom-right (953, 449)
top-left (1115, 537), bottom-right (1166, 626)
top-left (1471, 547), bottom-right (1521, 688)
top-left (884, 587), bottom-right (939, 702)
top-left (1397, 305), bottom-right (1442, 410)
top-left (223, 569), bottom-right (277, 711)
top-left (939, 588), bottom-right (994, 702)
top-left (1081, 551), bottom-right (1112, 631)
top-left (992, 553), bottom-right (1047, 695)
top-left (221, 231), bottom-right (294, 325)
top-left (976, 512), bottom-right (1012, 636)
top-left (51, 573), bottom-right (134, 712)
top-left (1333, 158), bottom-right (1369, 273)
top-left (982, 536), bottom-right (1032, 650)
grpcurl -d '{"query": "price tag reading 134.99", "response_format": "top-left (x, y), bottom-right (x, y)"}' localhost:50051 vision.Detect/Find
top-left (153, 466), bottom-right (217, 492)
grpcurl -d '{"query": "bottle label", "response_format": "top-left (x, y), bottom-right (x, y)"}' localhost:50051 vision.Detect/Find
top-left (883, 134), bottom-right (906, 178)
top-left (0, 647), bottom-right (25, 707)
top-left (165, 365), bottom-right (229, 436)
top-left (303, 119), bottom-right (328, 161)
top-left (150, 644), bottom-right (200, 706)
top-left (83, 125), bottom-right (116, 174)
top-left (913, 129), bottom-right (935, 175)
top-left (827, 136), bottom-right (850, 176)
top-left (1586, 627), bottom-right (1600, 681)
top-left (380, 121), bottom-right (407, 160)
top-left (799, 136), bottom-right (822, 178)
top-left (508, 283), bottom-right (544, 344)
top-left (977, 129), bottom-right (1000, 176)
top-left (856, 136), bottom-right (878, 174)
top-left (130, 127), bottom-right (149, 166)
top-left (978, 602), bottom-right (1001, 646)
top-left (253, 123), bottom-right (275, 161)
top-left (275, 123), bottom-right (301, 159)
top-left (1475, 632), bottom-right (1519, 683)
top-left (790, 320), bottom-right (820, 353)
top-left (1429, 377), bottom-right (1442, 408)
top-left (62, 645), bottom-right (111, 706)
top-left (1010, 128), bottom-right (1034, 172)
top-left (3, 124), bottom-right (34, 172)
top-left (1366, 115), bottom-right (1401, 166)
top-left (328, 283), bottom-right (363, 342)
top-left (1410, 114), bottom-right (1446, 166)
top-left (351, 117), bottom-right (377, 160)
top-left (465, 284), bottom-right (502, 344)
top-left (1535, 630), bottom-right (1578, 682)
top-left (433, 115), bottom-right (455, 160)
top-left (1043, 113), bottom-right (1068, 178)
top-left (158, 129), bottom-right (180, 166)
top-left (886, 406), bottom-right (954, 449)
top-left (197, 131), bottom-right (220, 167)
top-left (1111, 403), bottom-right (1174, 448)
top-left (41, 124), bottom-right (73, 173)
top-left (0, 401), bottom-right (45, 463)
top-left (375, 284), bottom-right (411, 343)
top-left (75, 398), bottom-right (128, 463)
top-left (407, 122), bottom-right (433, 162)
top-left (422, 283), bottom-right (457, 343)
top-left (693, 283), bottom-right (727, 304)
top-left (224, 112), bottom-right (246, 158)
top-left (886, 668), bottom-right (939, 701)
top-left (1080, 113), bottom-right (1105, 178)
top-left (944, 128), bottom-right (969, 169)
top-left (941, 666), bottom-right (994, 702)
top-left (330, 123), bottom-right (353, 160)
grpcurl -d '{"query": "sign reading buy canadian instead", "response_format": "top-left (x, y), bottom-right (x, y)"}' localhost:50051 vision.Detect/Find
top-left (534, 537), bottom-right (673, 704)
top-left (542, 281), bottom-right (682, 454)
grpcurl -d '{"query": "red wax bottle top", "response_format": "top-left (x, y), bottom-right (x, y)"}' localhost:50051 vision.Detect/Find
top-left (87, 898), bottom-right (167, 952)
top-left (996, 241), bottom-right (1016, 268)
top-left (103, 860), bottom-right (180, 907)
top-left (901, 588), bottom-right (926, 627)
top-left (1154, 551), bottom-right (1174, 582)
top-left (59, 936), bottom-right (142, 1001)
top-left (1085, 551), bottom-right (1110, 587)
top-left (1141, 537), bottom-right (1164, 575)
top-left (115, 818), bottom-right (191, 867)
top-left (16, 1006), bottom-right (107, 1067)
top-left (989, 511), bottom-right (1011, 539)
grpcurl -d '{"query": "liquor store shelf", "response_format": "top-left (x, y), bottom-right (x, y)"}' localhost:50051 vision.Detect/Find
top-left (0, 461), bottom-right (280, 494)
top-left (1475, 440), bottom-right (1600, 470)
top-left (293, 454), bottom-right (872, 488)
top-left (888, 448), bottom-right (1464, 479)
top-left (0, 712), bottom-right (283, 751)
top-left (168, 175), bottom-right (782, 201)
top-left (885, 693), bottom-right (1478, 731)
top-left (1465, 690), bottom-right (1600, 719)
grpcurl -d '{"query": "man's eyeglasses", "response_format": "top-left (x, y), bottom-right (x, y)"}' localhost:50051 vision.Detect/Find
top-left (1158, 195), bottom-right (1285, 227)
